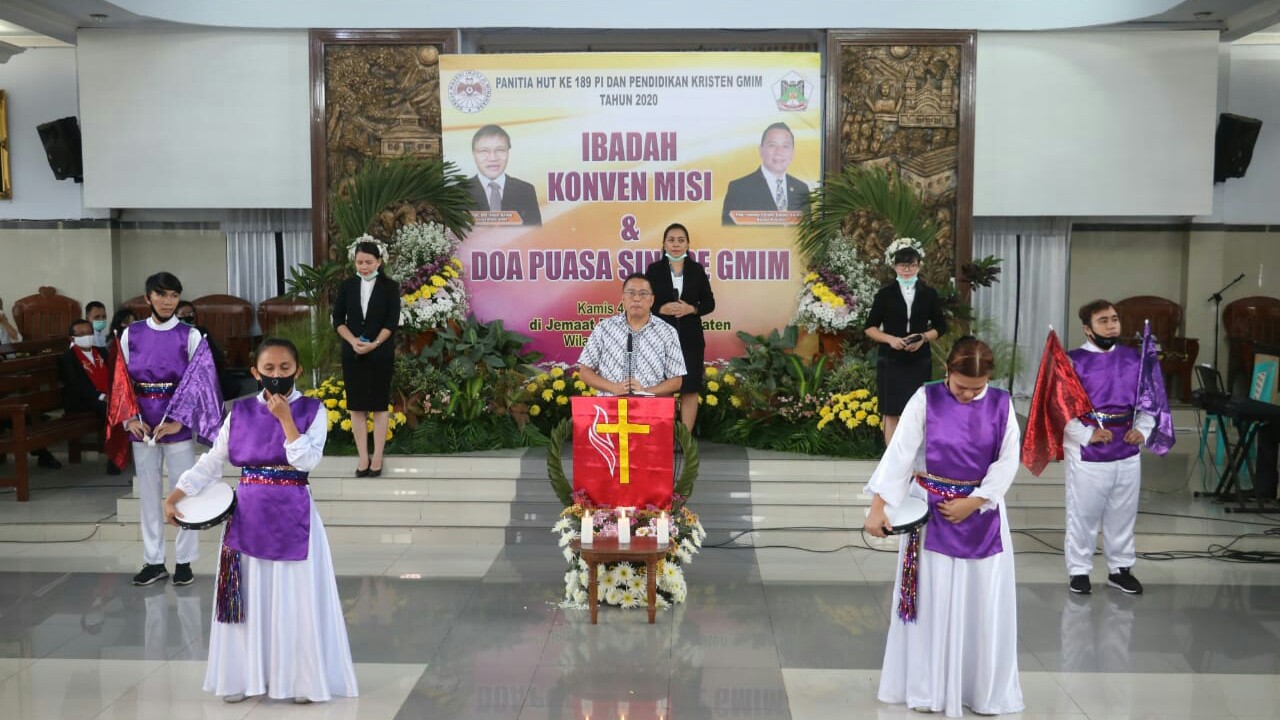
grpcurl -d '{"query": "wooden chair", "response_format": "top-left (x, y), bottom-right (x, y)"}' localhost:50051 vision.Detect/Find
top-left (11, 287), bottom-right (80, 340)
top-left (1224, 296), bottom-right (1280, 394)
top-left (1114, 295), bottom-right (1199, 401)
top-left (192, 294), bottom-right (254, 369)
top-left (256, 295), bottom-right (312, 337)
top-left (0, 353), bottom-right (102, 501)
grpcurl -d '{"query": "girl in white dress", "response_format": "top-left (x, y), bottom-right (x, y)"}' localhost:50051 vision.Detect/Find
top-left (864, 337), bottom-right (1024, 717)
top-left (165, 338), bottom-right (358, 704)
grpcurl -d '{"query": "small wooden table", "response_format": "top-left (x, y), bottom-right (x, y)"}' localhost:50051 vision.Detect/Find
top-left (572, 537), bottom-right (668, 625)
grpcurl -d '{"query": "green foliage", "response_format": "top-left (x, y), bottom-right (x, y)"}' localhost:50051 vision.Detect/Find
top-left (673, 422), bottom-right (699, 510)
top-left (821, 354), bottom-right (878, 395)
top-left (796, 165), bottom-right (939, 266)
top-left (326, 413), bottom-right (546, 456)
top-left (267, 316), bottom-right (340, 390)
top-left (331, 156), bottom-right (475, 242)
top-left (421, 316), bottom-right (543, 376)
top-left (285, 259), bottom-right (348, 310)
top-left (930, 314), bottom-right (1026, 385)
top-left (546, 419), bottom-right (573, 507)
top-left (728, 326), bottom-right (798, 402)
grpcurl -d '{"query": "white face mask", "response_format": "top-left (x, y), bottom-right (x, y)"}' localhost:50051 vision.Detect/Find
top-left (73, 335), bottom-right (95, 349)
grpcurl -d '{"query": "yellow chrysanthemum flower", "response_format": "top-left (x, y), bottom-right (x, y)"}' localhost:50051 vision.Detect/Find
top-left (550, 366), bottom-right (565, 378)
top-left (723, 374), bottom-right (736, 386)
top-left (846, 418), bottom-right (857, 429)
top-left (327, 410), bottom-right (340, 423)
top-left (530, 404), bottom-right (542, 416)
top-left (706, 395), bottom-right (718, 406)
top-left (839, 409), bottom-right (852, 421)
top-left (324, 398), bottom-right (337, 408)
top-left (394, 412), bottom-right (407, 424)
top-left (730, 396), bottom-right (742, 408)
top-left (804, 271), bottom-right (818, 283)
top-left (705, 366), bottom-right (719, 377)
top-left (541, 389), bottom-right (554, 402)
top-left (537, 373), bottom-right (550, 383)
top-left (867, 415), bottom-right (881, 427)
top-left (430, 275), bottom-right (447, 288)
top-left (574, 380), bottom-right (587, 391)
top-left (853, 389), bottom-right (870, 400)
top-left (338, 399), bottom-right (347, 410)
top-left (556, 395), bottom-right (568, 406)
top-left (817, 417), bottom-right (831, 430)
top-left (340, 419), bottom-right (352, 431)
top-left (552, 379), bottom-right (566, 391)
top-left (706, 380), bottom-right (720, 393)
top-left (855, 410), bottom-right (867, 420)
top-left (526, 383), bottom-right (538, 394)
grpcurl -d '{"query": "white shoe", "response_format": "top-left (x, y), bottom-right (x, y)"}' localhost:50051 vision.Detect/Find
top-left (222, 693), bottom-right (247, 704)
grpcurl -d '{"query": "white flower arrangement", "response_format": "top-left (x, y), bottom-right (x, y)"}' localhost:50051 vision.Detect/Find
top-left (553, 506), bottom-right (706, 612)
top-left (386, 223), bottom-right (469, 332)
top-left (884, 237), bottom-right (925, 267)
top-left (793, 240), bottom-right (879, 333)
top-left (347, 234), bottom-right (389, 261)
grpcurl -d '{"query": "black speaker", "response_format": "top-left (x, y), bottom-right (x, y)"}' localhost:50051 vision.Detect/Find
top-left (36, 116), bottom-right (83, 183)
top-left (1213, 113), bottom-right (1262, 183)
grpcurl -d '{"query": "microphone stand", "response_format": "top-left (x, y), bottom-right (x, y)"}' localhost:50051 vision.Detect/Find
top-left (626, 331), bottom-right (635, 397)
top-left (1207, 273), bottom-right (1245, 372)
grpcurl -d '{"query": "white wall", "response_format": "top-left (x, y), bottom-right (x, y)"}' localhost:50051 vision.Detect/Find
top-left (974, 31), bottom-right (1219, 216)
top-left (1222, 43), bottom-right (1280, 224)
top-left (0, 227), bottom-right (114, 313)
top-left (77, 28), bottom-right (311, 209)
top-left (0, 47), bottom-right (98, 220)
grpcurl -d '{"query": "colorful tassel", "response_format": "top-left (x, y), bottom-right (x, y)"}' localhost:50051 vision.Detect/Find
top-left (897, 527), bottom-right (921, 623)
top-left (215, 521), bottom-right (245, 623)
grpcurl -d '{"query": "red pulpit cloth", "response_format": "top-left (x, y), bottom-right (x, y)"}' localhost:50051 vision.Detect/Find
top-left (571, 395), bottom-right (675, 508)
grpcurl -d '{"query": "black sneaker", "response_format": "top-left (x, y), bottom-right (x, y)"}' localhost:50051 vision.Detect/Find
top-left (132, 564), bottom-right (169, 586)
top-left (105, 462), bottom-right (122, 476)
top-left (1107, 567), bottom-right (1143, 594)
top-left (35, 450), bottom-right (62, 469)
top-left (1069, 575), bottom-right (1092, 594)
top-left (172, 563), bottom-right (194, 586)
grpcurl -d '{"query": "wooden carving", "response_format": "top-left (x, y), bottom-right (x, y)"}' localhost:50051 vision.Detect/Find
top-left (827, 32), bottom-right (975, 291)
top-left (310, 30), bottom-right (457, 262)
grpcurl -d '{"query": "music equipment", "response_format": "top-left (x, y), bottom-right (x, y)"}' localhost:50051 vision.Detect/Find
top-left (883, 495), bottom-right (930, 536)
top-left (36, 117), bottom-right (84, 182)
top-left (174, 482), bottom-right (236, 530)
top-left (1214, 113), bottom-right (1262, 183)
top-left (1192, 364), bottom-right (1279, 512)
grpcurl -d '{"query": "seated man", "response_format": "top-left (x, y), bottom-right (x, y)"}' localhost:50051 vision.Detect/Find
top-left (57, 319), bottom-right (121, 474)
top-left (578, 273), bottom-right (686, 397)
top-left (175, 301), bottom-right (241, 400)
top-left (85, 301), bottom-right (111, 348)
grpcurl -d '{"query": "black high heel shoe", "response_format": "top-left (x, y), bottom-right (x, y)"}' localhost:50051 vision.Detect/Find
top-left (368, 465), bottom-right (383, 478)
top-left (355, 462), bottom-right (371, 478)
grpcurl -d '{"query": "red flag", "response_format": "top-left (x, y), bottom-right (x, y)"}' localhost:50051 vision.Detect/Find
top-left (572, 396), bottom-right (675, 509)
top-left (1021, 329), bottom-right (1093, 476)
top-left (105, 349), bottom-right (140, 470)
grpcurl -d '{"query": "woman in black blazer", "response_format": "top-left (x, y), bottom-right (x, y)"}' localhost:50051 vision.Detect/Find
top-left (332, 240), bottom-right (401, 477)
top-left (863, 246), bottom-right (947, 444)
top-left (645, 223), bottom-right (716, 430)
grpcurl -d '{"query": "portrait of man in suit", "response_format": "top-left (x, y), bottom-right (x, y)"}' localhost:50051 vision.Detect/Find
top-left (466, 124), bottom-right (543, 226)
top-left (721, 121), bottom-right (810, 225)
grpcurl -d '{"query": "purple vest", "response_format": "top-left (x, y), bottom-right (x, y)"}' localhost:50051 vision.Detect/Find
top-left (223, 395), bottom-right (322, 561)
top-left (126, 321), bottom-right (192, 443)
top-left (922, 382), bottom-right (1007, 559)
top-left (1068, 345), bottom-right (1141, 463)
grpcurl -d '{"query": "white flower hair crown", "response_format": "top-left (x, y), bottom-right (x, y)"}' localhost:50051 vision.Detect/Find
top-left (347, 234), bottom-right (389, 262)
top-left (885, 237), bottom-right (925, 267)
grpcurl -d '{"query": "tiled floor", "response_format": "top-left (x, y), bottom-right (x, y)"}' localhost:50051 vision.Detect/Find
top-left (0, 544), bottom-right (1278, 719)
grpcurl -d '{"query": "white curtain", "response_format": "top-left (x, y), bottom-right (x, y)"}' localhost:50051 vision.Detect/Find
top-left (225, 209), bottom-right (313, 335)
top-left (971, 217), bottom-right (1071, 397)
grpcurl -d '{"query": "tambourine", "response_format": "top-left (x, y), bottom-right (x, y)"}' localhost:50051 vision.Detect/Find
top-left (175, 482), bottom-right (236, 530)
top-left (882, 495), bottom-right (930, 536)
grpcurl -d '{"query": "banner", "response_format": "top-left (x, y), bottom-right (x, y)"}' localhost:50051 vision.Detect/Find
top-left (571, 396), bottom-right (675, 509)
top-left (440, 52), bottom-right (822, 362)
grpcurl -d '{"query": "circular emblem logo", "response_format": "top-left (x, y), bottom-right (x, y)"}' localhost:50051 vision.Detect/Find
top-left (448, 70), bottom-right (491, 114)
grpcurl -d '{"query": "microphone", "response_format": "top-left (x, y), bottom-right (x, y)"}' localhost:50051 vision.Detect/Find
top-left (626, 333), bottom-right (634, 396)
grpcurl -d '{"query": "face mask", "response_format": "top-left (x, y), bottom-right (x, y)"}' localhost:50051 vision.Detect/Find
top-left (258, 374), bottom-right (296, 397)
top-left (91, 320), bottom-right (108, 332)
top-left (665, 252), bottom-right (687, 261)
top-left (358, 270), bottom-right (378, 281)
top-left (1089, 332), bottom-right (1117, 351)
top-left (897, 276), bottom-right (918, 288)
top-left (73, 335), bottom-right (95, 349)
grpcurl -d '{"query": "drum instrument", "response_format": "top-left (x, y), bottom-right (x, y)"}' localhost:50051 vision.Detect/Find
top-left (174, 482), bottom-right (235, 530)
top-left (882, 495), bottom-right (929, 536)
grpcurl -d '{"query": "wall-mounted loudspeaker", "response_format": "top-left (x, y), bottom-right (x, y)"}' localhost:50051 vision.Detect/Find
top-left (36, 116), bottom-right (84, 183)
top-left (1213, 113), bottom-right (1262, 183)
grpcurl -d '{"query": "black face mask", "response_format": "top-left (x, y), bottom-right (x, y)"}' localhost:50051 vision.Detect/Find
top-left (258, 375), bottom-right (296, 397)
top-left (1089, 331), bottom-right (1118, 351)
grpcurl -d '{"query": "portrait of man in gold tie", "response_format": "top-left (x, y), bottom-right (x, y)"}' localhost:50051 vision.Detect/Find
top-left (720, 121), bottom-right (810, 226)
top-left (465, 123), bottom-right (543, 226)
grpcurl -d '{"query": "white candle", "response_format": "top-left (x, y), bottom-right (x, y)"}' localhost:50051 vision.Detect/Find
top-left (617, 507), bottom-right (630, 545)
top-left (657, 511), bottom-right (670, 546)
top-left (581, 509), bottom-right (593, 546)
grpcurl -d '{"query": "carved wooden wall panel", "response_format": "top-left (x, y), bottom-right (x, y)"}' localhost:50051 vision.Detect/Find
top-left (826, 31), bottom-right (975, 291)
top-left (309, 30), bottom-right (458, 261)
